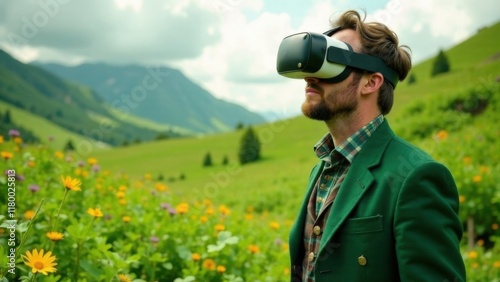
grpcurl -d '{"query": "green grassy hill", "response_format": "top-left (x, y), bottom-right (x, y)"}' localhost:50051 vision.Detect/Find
top-left (0, 100), bottom-right (97, 150)
top-left (0, 50), bottom-right (188, 148)
top-left (392, 22), bottom-right (500, 113)
top-left (91, 21), bottom-right (500, 215)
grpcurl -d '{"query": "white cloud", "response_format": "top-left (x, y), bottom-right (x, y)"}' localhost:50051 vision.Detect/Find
top-left (0, 0), bottom-right (222, 64)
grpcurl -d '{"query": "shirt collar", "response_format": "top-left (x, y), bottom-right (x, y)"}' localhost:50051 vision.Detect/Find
top-left (314, 115), bottom-right (385, 163)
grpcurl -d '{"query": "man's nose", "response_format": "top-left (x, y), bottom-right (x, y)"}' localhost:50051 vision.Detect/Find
top-left (304, 77), bottom-right (320, 84)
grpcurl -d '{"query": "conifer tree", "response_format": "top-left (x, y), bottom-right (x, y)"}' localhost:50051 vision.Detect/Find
top-left (203, 152), bottom-right (213, 167)
top-left (238, 127), bottom-right (261, 164)
top-left (431, 50), bottom-right (451, 77)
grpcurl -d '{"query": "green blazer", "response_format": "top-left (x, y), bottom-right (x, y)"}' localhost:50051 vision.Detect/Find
top-left (289, 120), bottom-right (466, 281)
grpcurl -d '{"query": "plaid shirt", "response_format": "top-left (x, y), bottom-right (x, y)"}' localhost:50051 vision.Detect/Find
top-left (302, 115), bottom-right (384, 281)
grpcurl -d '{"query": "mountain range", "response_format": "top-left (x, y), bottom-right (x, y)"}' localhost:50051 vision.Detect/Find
top-left (0, 50), bottom-right (265, 147)
top-left (34, 62), bottom-right (265, 133)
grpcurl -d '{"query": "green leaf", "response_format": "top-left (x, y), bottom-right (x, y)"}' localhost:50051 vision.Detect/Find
top-left (207, 243), bottom-right (225, 253)
top-left (149, 253), bottom-right (166, 263)
top-left (80, 259), bottom-right (104, 280)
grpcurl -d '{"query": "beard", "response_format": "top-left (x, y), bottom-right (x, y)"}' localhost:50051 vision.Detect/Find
top-left (301, 74), bottom-right (361, 121)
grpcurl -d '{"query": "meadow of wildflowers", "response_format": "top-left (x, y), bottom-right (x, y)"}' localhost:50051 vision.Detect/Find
top-left (0, 81), bottom-right (499, 281)
top-left (0, 132), bottom-right (292, 281)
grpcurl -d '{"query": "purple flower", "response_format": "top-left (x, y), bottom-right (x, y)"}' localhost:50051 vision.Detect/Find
top-left (160, 203), bottom-right (171, 210)
top-left (28, 184), bottom-right (40, 193)
top-left (168, 207), bottom-right (176, 216)
top-left (77, 160), bottom-right (86, 167)
top-left (274, 238), bottom-right (284, 246)
top-left (150, 236), bottom-right (159, 244)
top-left (91, 164), bottom-right (100, 173)
top-left (8, 129), bottom-right (20, 137)
top-left (48, 136), bottom-right (54, 142)
top-left (15, 174), bottom-right (25, 182)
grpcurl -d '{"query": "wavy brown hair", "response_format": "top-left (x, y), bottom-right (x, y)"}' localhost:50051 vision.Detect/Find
top-left (332, 10), bottom-right (412, 115)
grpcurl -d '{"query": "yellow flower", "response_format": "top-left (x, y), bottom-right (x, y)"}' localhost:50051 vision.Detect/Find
top-left (244, 213), bottom-right (254, 220)
top-left (493, 261), bottom-right (500, 268)
top-left (219, 205), bottom-right (231, 216)
top-left (1, 151), bottom-right (13, 160)
top-left (119, 199), bottom-right (127, 205)
top-left (281, 243), bottom-right (289, 252)
top-left (202, 259), bottom-right (216, 270)
top-left (116, 191), bottom-right (126, 199)
top-left (476, 239), bottom-right (484, 246)
top-left (176, 203), bottom-right (189, 214)
top-left (24, 210), bottom-right (35, 220)
top-left (216, 265), bottom-right (226, 273)
top-left (492, 223), bottom-right (499, 230)
top-left (27, 160), bottom-right (36, 168)
top-left (435, 130), bottom-right (448, 141)
top-left (463, 156), bottom-right (471, 165)
top-left (0, 135), bottom-right (3, 144)
top-left (122, 216), bottom-right (131, 223)
top-left (203, 199), bottom-right (212, 206)
top-left (61, 175), bottom-right (82, 191)
top-left (46, 231), bottom-right (64, 241)
top-left (144, 173), bottom-right (152, 180)
top-left (155, 183), bottom-right (168, 191)
top-left (468, 251), bottom-right (478, 259)
top-left (117, 274), bottom-right (132, 282)
top-left (192, 253), bottom-right (201, 261)
top-left (214, 224), bottom-right (225, 232)
top-left (471, 262), bottom-right (479, 269)
top-left (269, 221), bottom-right (280, 230)
top-left (54, 151), bottom-right (64, 159)
top-left (248, 244), bottom-right (260, 254)
top-left (472, 175), bottom-right (482, 183)
top-left (284, 268), bottom-right (290, 275)
top-left (459, 195), bottom-right (465, 204)
top-left (479, 165), bottom-right (489, 174)
top-left (22, 249), bottom-right (57, 275)
top-left (119, 185), bottom-right (128, 192)
top-left (200, 216), bottom-right (208, 223)
top-left (87, 208), bottom-right (103, 218)
top-left (14, 137), bottom-right (23, 144)
top-left (205, 207), bottom-right (215, 215)
top-left (87, 158), bottom-right (98, 165)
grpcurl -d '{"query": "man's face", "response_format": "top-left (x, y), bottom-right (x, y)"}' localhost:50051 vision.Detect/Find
top-left (301, 29), bottom-right (363, 121)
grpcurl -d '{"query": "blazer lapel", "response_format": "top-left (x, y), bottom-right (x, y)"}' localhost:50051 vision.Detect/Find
top-left (319, 120), bottom-right (394, 252)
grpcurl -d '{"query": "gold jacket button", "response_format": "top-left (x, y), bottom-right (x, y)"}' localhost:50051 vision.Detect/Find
top-left (308, 252), bottom-right (315, 262)
top-left (358, 255), bottom-right (367, 266)
top-left (313, 225), bottom-right (321, 235)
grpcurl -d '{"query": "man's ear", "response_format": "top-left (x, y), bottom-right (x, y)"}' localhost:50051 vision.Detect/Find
top-left (360, 72), bottom-right (384, 95)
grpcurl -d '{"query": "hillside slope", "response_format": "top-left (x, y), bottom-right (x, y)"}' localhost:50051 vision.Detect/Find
top-left (35, 63), bottom-right (266, 133)
top-left (0, 49), bottom-right (178, 146)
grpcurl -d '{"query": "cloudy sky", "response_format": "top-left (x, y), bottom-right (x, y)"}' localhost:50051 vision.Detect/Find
top-left (0, 0), bottom-right (498, 119)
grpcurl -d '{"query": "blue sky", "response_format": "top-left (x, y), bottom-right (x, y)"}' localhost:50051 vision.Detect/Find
top-left (0, 0), bottom-right (498, 118)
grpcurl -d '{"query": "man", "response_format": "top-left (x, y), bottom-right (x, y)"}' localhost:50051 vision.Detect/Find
top-left (280, 10), bottom-right (466, 281)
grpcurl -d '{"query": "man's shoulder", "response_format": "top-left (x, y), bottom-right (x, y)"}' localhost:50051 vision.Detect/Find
top-left (381, 134), bottom-right (440, 171)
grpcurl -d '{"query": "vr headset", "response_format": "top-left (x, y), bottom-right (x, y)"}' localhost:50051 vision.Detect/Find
top-left (276, 28), bottom-right (399, 89)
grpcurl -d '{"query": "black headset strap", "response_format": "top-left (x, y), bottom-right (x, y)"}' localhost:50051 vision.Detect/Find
top-left (323, 27), bottom-right (399, 88)
top-left (326, 46), bottom-right (399, 88)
